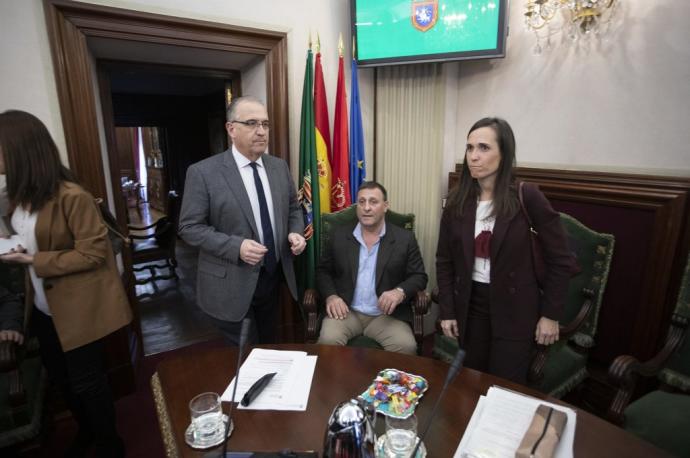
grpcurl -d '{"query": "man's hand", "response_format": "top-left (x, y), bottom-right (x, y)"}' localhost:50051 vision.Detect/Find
top-left (239, 239), bottom-right (268, 265)
top-left (535, 316), bottom-right (559, 345)
top-left (0, 244), bottom-right (33, 265)
top-left (0, 330), bottom-right (24, 345)
top-left (440, 319), bottom-right (459, 338)
top-left (377, 288), bottom-right (405, 315)
top-left (325, 295), bottom-right (349, 320)
top-left (288, 232), bottom-right (306, 255)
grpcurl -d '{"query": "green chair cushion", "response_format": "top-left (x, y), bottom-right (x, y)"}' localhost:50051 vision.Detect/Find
top-left (433, 334), bottom-right (459, 364)
top-left (347, 335), bottom-right (383, 349)
top-left (532, 344), bottom-right (588, 398)
top-left (624, 390), bottom-right (690, 458)
top-left (432, 334), bottom-right (587, 398)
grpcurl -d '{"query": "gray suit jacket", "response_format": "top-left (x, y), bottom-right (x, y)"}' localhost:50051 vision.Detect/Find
top-left (316, 223), bottom-right (428, 323)
top-left (178, 149), bottom-right (304, 321)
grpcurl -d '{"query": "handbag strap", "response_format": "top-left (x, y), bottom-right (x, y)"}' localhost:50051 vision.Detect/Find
top-left (518, 181), bottom-right (538, 236)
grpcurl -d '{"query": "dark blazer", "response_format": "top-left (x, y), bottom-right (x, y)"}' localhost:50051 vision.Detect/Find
top-left (316, 222), bottom-right (428, 323)
top-left (178, 149), bottom-right (304, 322)
top-left (436, 183), bottom-right (573, 341)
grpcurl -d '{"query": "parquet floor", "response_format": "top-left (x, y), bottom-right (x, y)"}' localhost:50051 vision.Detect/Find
top-left (128, 202), bottom-right (221, 356)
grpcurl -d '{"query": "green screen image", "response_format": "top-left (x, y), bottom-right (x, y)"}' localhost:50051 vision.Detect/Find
top-left (355, 0), bottom-right (501, 61)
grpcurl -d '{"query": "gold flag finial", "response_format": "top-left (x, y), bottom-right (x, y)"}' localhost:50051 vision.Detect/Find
top-left (352, 36), bottom-right (356, 59)
top-left (315, 32), bottom-right (321, 53)
top-left (308, 30), bottom-right (312, 50)
top-left (338, 33), bottom-right (344, 57)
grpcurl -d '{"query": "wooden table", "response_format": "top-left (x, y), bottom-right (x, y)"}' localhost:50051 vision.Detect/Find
top-left (151, 344), bottom-right (667, 457)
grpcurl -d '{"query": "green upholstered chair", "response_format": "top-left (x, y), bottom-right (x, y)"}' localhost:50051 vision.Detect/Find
top-left (301, 205), bottom-right (430, 354)
top-left (0, 263), bottom-right (47, 450)
top-left (606, 252), bottom-right (690, 457)
top-left (433, 213), bottom-right (615, 398)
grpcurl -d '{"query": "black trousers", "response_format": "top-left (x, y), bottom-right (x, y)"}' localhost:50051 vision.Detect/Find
top-left (206, 263), bottom-right (283, 346)
top-left (461, 281), bottom-right (534, 385)
top-left (31, 308), bottom-right (124, 458)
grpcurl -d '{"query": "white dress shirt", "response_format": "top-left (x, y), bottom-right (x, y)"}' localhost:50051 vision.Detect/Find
top-left (11, 206), bottom-right (51, 315)
top-left (231, 146), bottom-right (278, 259)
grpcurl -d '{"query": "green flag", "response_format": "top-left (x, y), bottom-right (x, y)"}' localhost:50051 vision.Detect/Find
top-left (297, 48), bottom-right (320, 294)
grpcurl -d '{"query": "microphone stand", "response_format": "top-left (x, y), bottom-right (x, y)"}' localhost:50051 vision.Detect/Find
top-left (215, 318), bottom-right (252, 458)
top-left (409, 348), bottom-right (466, 457)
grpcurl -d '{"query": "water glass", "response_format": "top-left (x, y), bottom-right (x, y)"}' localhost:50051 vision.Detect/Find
top-left (189, 392), bottom-right (224, 445)
top-left (384, 414), bottom-right (418, 457)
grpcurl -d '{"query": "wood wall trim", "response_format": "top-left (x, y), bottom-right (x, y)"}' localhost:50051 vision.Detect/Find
top-left (449, 166), bottom-right (690, 363)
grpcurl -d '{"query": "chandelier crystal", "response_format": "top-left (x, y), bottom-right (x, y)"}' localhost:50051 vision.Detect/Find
top-left (524, 0), bottom-right (620, 54)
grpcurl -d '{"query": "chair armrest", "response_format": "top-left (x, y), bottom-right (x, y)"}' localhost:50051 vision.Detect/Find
top-left (560, 288), bottom-right (595, 339)
top-left (528, 288), bottom-right (596, 384)
top-left (302, 288), bottom-right (320, 343)
top-left (0, 340), bottom-right (18, 372)
top-left (411, 290), bottom-right (430, 355)
top-left (606, 313), bottom-right (689, 424)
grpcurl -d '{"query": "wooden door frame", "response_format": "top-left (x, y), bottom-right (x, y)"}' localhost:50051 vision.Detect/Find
top-left (43, 0), bottom-right (290, 206)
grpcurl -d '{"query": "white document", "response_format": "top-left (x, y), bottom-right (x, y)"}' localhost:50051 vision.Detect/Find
top-left (221, 349), bottom-right (317, 411)
top-left (0, 235), bottom-right (23, 255)
top-left (455, 386), bottom-right (576, 458)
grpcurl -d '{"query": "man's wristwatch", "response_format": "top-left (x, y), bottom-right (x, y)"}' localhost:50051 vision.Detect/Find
top-left (395, 287), bottom-right (406, 300)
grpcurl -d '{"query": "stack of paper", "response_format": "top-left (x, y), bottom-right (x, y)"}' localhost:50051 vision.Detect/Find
top-left (0, 235), bottom-right (23, 255)
top-left (455, 386), bottom-right (576, 458)
top-left (221, 348), bottom-right (317, 411)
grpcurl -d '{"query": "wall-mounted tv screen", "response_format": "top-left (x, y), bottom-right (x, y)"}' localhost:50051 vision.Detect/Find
top-left (351, 0), bottom-right (508, 67)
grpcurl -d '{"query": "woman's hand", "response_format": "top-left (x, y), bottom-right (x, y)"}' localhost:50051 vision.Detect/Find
top-left (0, 330), bottom-right (24, 345)
top-left (535, 317), bottom-right (559, 345)
top-left (0, 244), bottom-right (33, 265)
top-left (440, 319), bottom-right (459, 338)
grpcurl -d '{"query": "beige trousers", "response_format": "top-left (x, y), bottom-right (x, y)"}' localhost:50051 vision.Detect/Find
top-left (317, 309), bottom-right (417, 355)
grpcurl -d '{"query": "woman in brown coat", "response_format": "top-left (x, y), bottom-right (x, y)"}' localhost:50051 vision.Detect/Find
top-left (0, 110), bottom-right (131, 457)
top-left (436, 117), bottom-right (574, 384)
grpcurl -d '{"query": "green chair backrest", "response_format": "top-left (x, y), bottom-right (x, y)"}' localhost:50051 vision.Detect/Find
top-left (659, 252), bottom-right (690, 391)
top-left (320, 205), bottom-right (415, 256)
top-left (559, 213), bottom-right (615, 348)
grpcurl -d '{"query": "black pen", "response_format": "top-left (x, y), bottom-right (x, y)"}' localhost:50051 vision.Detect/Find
top-left (240, 372), bottom-right (277, 406)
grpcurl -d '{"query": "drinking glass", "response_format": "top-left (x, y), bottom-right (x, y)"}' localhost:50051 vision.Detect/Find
top-left (189, 392), bottom-right (224, 445)
top-left (384, 414), bottom-right (418, 457)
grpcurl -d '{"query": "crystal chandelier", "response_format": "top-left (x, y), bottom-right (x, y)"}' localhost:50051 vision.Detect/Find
top-left (524, 0), bottom-right (620, 54)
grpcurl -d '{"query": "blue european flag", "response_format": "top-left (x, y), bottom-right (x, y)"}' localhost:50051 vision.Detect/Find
top-left (349, 57), bottom-right (366, 199)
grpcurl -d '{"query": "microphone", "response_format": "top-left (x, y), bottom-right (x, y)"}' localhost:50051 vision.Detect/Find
top-left (410, 348), bottom-right (466, 457)
top-left (217, 318), bottom-right (252, 458)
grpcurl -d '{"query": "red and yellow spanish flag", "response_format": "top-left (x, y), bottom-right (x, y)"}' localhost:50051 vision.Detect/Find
top-left (314, 37), bottom-right (332, 214)
top-left (331, 35), bottom-right (351, 212)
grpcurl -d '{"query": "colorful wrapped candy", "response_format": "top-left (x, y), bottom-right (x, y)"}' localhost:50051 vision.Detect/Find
top-left (359, 368), bottom-right (429, 418)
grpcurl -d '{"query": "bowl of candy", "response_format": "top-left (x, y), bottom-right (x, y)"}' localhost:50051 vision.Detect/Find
top-left (359, 369), bottom-right (428, 419)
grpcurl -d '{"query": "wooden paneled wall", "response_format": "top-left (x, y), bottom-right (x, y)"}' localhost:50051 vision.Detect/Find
top-left (449, 165), bottom-right (690, 366)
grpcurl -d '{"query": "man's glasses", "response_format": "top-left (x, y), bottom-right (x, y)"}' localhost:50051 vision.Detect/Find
top-left (232, 119), bottom-right (270, 130)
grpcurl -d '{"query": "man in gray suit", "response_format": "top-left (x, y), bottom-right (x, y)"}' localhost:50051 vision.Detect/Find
top-left (316, 182), bottom-right (427, 354)
top-left (179, 96), bottom-right (306, 345)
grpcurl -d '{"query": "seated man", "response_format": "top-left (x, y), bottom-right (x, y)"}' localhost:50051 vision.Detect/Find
top-left (316, 181), bottom-right (427, 354)
top-left (0, 284), bottom-right (24, 345)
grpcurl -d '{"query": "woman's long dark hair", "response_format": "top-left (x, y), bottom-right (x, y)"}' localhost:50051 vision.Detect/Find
top-left (0, 110), bottom-right (75, 210)
top-left (446, 117), bottom-right (519, 219)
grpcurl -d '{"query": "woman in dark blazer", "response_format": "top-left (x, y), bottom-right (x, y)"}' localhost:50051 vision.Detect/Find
top-left (0, 110), bottom-right (131, 457)
top-left (436, 117), bottom-right (573, 384)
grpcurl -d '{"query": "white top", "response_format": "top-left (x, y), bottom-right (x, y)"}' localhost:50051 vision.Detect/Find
top-left (11, 206), bottom-right (51, 315)
top-left (472, 200), bottom-right (495, 284)
top-left (232, 146), bottom-right (278, 260)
